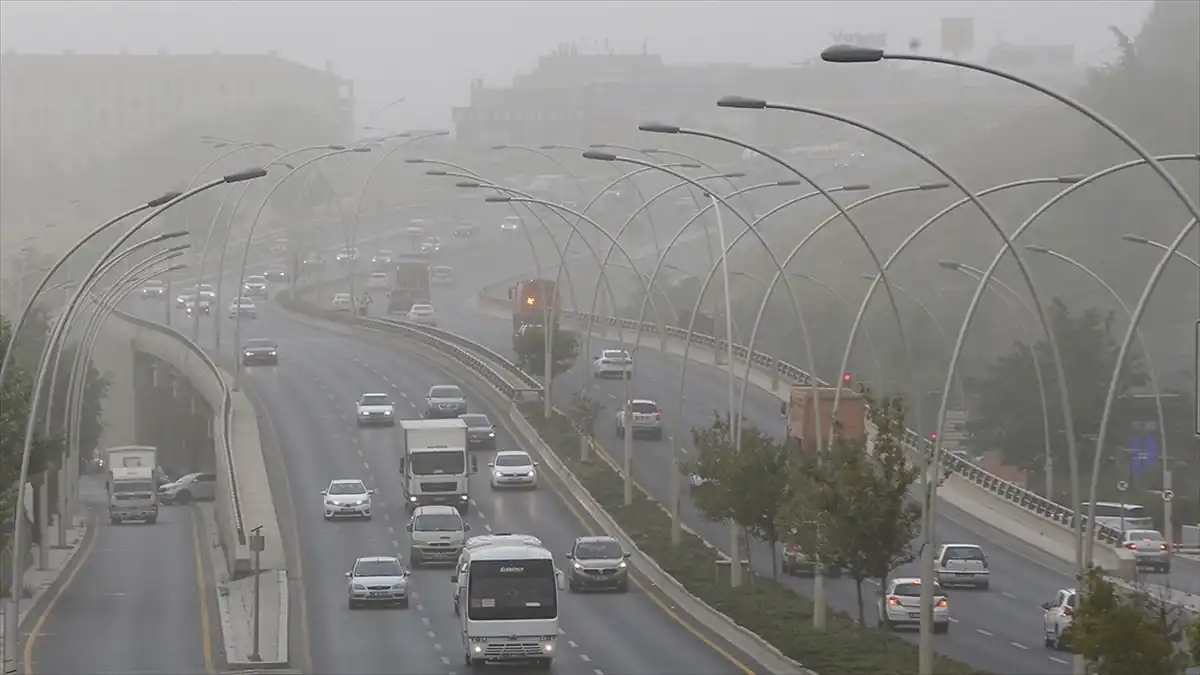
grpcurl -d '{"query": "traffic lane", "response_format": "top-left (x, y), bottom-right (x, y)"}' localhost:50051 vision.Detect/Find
top-left (26, 480), bottom-right (213, 675)
top-left (438, 310), bottom-right (1069, 672)
top-left (243, 335), bottom-right (450, 675)
top-left (304, 332), bottom-right (743, 675)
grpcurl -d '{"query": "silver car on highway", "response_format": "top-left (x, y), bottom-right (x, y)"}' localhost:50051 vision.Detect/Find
top-left (346, 555), bottom-right (409, 608)
top-left (1121, 529), bottom-right (1170, 573)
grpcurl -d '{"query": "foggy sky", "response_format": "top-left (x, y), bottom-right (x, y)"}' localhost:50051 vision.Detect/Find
top-left (1, 1), bottom-right (1152, 130)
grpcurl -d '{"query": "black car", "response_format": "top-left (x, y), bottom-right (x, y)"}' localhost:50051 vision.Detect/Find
top-left (459, 413), bottom-right (495, 450)
top-left (452, 224), bottom-right (475, 238)
top-left (241, 338), bottom-right (279, 366)
top-left (264, 268), bottom-right (287, 282)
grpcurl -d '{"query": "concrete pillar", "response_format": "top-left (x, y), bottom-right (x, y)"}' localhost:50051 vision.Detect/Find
top-left (37, 478), bottom-right (49, 569)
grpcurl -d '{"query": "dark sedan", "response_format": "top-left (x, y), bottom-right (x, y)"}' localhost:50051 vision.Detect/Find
top-left (459, 413), bottom-right (496, 450)
top-left (241, 338), bottom-right (279, 366)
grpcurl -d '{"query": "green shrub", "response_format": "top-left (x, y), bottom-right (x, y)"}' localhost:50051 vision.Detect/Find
top-left (519, 402), bottom-right (988, 675)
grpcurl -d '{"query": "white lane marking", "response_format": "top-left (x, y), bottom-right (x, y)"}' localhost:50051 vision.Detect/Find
top-left (387, 525), bottom-right (395, 534)
top-left (567, 640), bottom-right (578, 648)
top-left (417, 603), bottom-right (425, 612)
top-left (595, 670), bottom-right (604, 675)
top-left (948, 616), bottom-right (958, 623)
top-left (1010, 642), bottom-right (1028, 650)
top-left (364, 461), bottom-right (371, 470)
top-left (976, 629), bottom-right (994, 636)
top-left (421, 616), bottom-right (431, 626)
top-left (383, 513), bottom-right (391, 522)
top-left (357, 448), bottom-right (364, 457)
top-left (469, 499), bottom-right (478, 506)
top-left (1001, 590), bottom-right (1018, 600)
top-left (1049, 657), bottom-right (1068, 664)
top-left (427, 630), bottom-right (437, 639)
top-left (580, 654), bottom-right (592, 662)
top-left (434, 643), bottom-right (442, 651)
top-left (441, 657), bottom-right (451, 665)
top-left (391, 540), bottom-right (399, 548)
top-left (484, 523), bottom-right (492, 532)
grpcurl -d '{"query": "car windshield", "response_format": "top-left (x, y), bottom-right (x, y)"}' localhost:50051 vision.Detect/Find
top-left (371, 273), bottom-right (388, 279)
top-left (354, 559), bottom-right (404, 577)
top-left (234, 297), bottom-right (253, 305)
top-left (414, 513), bottom-right (463, 531)
top-left (334, 294), bottom-right (351, 302)
top-left (245, 339), bottom-right (275, 348)
top-left (943, 546), bottom-right (986, 561)
top-left (1128, 530), bottom-right (1164, 541)
top-left (575, 540), bottom-right (623, 559)
top-left (630, 402), bottom-right (659, 414)
top-left (246, 276), bottom-right (266, 284)
top-left (429, 386), bottom-right (462, 399)
top-left (113, 480), bottom-right (156, 494)
top-left (360, 395), bottom-right (391, 406)
top-left (602, 351), bottom-right (629, 359)
top-left (328, 482), bottom-right (366, 495)
top-left (460, 414), bottom-right (490, 428)
top-left (377, 250), bottom-right (394, 256)
top-left (145, 280), bottom-right (165, 288)
top-left (893, 582), bottom-right (943, 597)
top-left (494, 454), bottom-right (531, 467)
top-left (434, 267), bottom-right (452, 274)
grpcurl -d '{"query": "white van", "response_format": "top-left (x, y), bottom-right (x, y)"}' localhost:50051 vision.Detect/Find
top-left (407, 505), bottom-right (470, 568)
top-left (1079, 501), bottom-right (1154, 532)
top-left (451, 533), bottom-right (543, 615)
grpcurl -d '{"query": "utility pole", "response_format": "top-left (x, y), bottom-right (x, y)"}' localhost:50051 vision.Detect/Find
top-left (249, 525), bottom-right (265, 662)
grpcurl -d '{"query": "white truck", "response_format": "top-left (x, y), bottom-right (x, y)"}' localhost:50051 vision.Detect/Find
top-left (453, 540), bottom-right (565, 670)
top-left (105, 445), bottom-right (159, 524)
top-left (399, 419), bottom-right (473, 515)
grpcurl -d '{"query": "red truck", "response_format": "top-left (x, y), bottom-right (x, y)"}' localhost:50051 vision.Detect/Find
top-left (388, 253), bottom-right (431, 314)
top-left (786, 386), bottom-right (866, 452)
top-left (509, 278), bottom-right (560, 335)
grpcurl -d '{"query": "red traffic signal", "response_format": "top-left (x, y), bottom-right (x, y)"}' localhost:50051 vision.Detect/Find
top-left (928, 432), bottom-right (938, 441)
top-left (842, 373), bottom-right (853, 383)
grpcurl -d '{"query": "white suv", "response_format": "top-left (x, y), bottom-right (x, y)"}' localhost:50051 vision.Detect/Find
top-left (1041, 588), bottom-right (1077, 650)
top-left (592, 349), bottom-right (633, 379)
top-left (616, 399), bottom-right (663, 440)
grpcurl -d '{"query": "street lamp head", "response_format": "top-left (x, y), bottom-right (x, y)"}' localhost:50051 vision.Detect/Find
top-left (403, 158), bottom-right (426, 164)
top-left (721, 172), bottom-right (747, 178)
top-left (776, 179), bottom-right (807, 187)
top-left (211, 142), bottom-right (229, 149)
top-left (937, 260), bottom-right (963, 271)
top-left (587, 143), bottom-right (612, 149)
top-left (326, 144), bottom-right (347, 150)
top-left (1057, 175), bottom-right (1086, 184)
top-left (860, 274), bottom-right (878, 281)
top-left (148, 191), bottom-right (183, 207)
top-left (223, 167), bottom-right (268, 183)
top-left (490, 144), bottom-right (509, 150)
top-left (1024, 244), bottom-right (1051, 254)
top-left (158, 231), bottom-right (190, 242)
top-left (821, 44), bottom-right (885, 63)
top-left (716, 95), bottom-right (767, 109)
top-left (424, 170), bottom-right (449, 176)
top-left (582, 150), bottom-right (618, 162)
top-left (1121, 233), bottom-right (1151, 244)
top-left (638, 122), bottom-right (681, 134)
top-left (455, 181), bottom-right (483, 189)
top-left (484, 196), bottom-right (513, 203)
top-left (351, 146), bottom-right (372, 152)
top-left (538, 144), bottom-right (560, 150)
top-left (842, 184), bottom-right (871, 191)
top-left (920, 182), bottom-right (951, 191)
top-left (673, 162), bottom-right (704, 169)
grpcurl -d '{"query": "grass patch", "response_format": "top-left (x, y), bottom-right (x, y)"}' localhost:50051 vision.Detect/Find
top-left (519, 401), bottom-right (989, 675)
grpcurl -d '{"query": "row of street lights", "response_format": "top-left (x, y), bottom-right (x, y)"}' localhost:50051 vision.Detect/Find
top-left (398, 46), bottom-right (1197, 675)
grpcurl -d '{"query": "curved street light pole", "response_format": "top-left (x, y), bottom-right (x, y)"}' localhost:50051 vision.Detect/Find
top-left (609, 261), bottom-right (678, 323)
top-left (2, 169), bottom-right (263, 661)
top-left (60, 247), bottom-right (186, 533)
top-left (791, 272), bottom-right (886, 390)
top-left (1090, 218), bottom-right (1198, 570)
top-left (0, 191), bottom-right (182, 393)
top-left (182, 142), bottom-right (275, 229)
top-left (492, 144), bottom-right (589, 201)
top-left (234, 148), bottom-right (372, 370)
top-left (939, 261), bottom-right (1057, 499)
top-left (1120, 234), bottom-right (1200, 269)
top-left (1025, 244), bottom-right (1174, 544)
top-left (208, 145), bottom-right (348, 348)
top-left (859, 275), bottom-right (967, 409)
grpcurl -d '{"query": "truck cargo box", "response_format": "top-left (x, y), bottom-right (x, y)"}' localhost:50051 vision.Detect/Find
top-left (787, 387), bottom-right (866, 450)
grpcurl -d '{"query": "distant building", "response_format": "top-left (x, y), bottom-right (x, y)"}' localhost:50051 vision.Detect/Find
top-left (0, 50), bottom-right (354, 178)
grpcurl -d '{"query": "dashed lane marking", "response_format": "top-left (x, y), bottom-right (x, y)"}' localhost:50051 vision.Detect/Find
top-left (1050, 657), bottom-right (1069, 664)
top-left (434, 643), bottom-right (443, 651)
top-left (391, 540), bottom-right (399, 548)
top-left (568, 641), bottom-right (578, 648)
top-left (976, 629), bottom-right (994, 636)
top-left (441, 657), bottom-right (451, 665)
top-left (421, 617), bottom-right (431, 626)
top-left (1010, 642), bottom-right (1028, 650)
top-left (427, 630), bottom-right (436, 639)
top-left (580, 654), bottom-right (592, 662)
top-left (1001, 590), bottom-right (1018, 600)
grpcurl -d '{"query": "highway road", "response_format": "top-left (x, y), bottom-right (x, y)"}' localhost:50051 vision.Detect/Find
top-left (21, 477), bottom-right (217, 675)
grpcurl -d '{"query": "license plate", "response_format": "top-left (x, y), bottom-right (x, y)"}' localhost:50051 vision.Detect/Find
top-left (908, 612), bottom-right (921, 619)
top-left (370, 591), bottom-right (385, 597)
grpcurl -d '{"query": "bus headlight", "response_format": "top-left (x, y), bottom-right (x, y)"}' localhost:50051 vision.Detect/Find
top-left (541, 642), bottom-right (554, 653)
top-left (471, 644), bottom-right (485, 654)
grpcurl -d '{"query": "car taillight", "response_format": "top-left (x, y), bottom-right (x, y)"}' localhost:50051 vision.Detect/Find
top-left (654, 412), bottom-right (661, 420)
top-left (887, 596), bottom-right (901, 607)
top-left (1062, 607), bottom-right (1073, 617)
top-left (936, 598), bottom-right (948, 608)
top-left (981, 556), bottom-right (989, 569)
top-left (1160, 544), bottom-right (1168, 551)
top-left (1125, 542), bottom-right (1138, 549)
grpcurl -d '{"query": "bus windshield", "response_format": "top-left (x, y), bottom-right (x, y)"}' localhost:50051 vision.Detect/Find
top-left (467, 559), bottom-right (557, 621)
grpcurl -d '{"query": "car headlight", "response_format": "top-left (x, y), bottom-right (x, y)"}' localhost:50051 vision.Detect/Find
top-left (572, 562), bottom-right (584, 571)
top-left (352, 584), bottom-right (367, 591)
top-left (541, 642), bottom-right (554, 653)
top-left (487, 432), bottom-right (495, 437)
top-left (391, 583), bottom-right (406, 591)
top-left (493, 470), bottom-right (502, 478)
top-left (383, 410), bottom-right (392, 416)
top-left (244, 352), bottom-right (253, 357)
top-left (359, 410), bottom-right (369, 416)
top-left (268, 351), bottom-right (276, 356)
top-left (325, 500), bottom-right (336, 506)
top-left (618, 561), bottom-right (627, 569)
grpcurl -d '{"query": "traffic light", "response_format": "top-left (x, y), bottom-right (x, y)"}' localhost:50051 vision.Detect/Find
top-left (842, 372), bottom-right (853, 384)
top-left (928, 432), bottom-right (937, 441)
top-left (525, 295), bottom-right (537, 307)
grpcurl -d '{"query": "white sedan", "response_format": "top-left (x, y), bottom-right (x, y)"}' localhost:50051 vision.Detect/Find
top-left (322, 479), bottom-right (374, 520)
top-left (406, 304), bottom-right (437, 326)
top-left (331, 293), bottom-right (354, 312)
top-left (356, 393), bottom-right (395, 426)
top-left (367, 272), bottom-right (392, 289)
top-left (489, 450), bottom-right (538, 490)
top-left (227, 297), bottom-right (258, 319)
top-left (592, 349), bottom-right (633, 379)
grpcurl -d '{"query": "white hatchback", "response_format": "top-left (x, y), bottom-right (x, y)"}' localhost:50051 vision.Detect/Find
top-left (367, 272), bottom-right (391, 289)
top-left (406, 304), bottom-right (437, 326)
top-left (934, 543), bottom-right (990, 589)
top-left (489, 450), bottom-right (538, 490)
top-left (1042, 588), bottom-right (1077, 650)
top-left (331, 293), bottom-right (354, 312)
top-left (878, 578), bottom-right (950, 633)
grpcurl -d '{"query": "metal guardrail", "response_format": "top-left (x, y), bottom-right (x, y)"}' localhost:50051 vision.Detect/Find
top-left (109, 306), bottom-right (247, 545)
top-left (475, 289), bottom-right (1126, 549)
top-left (373, 316), bottom-right (543, 391)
